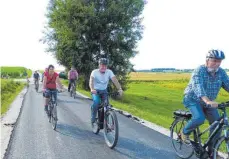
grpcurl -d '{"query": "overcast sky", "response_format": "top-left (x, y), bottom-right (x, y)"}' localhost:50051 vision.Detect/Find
top-left (1, 0), bottom-right (229, 70)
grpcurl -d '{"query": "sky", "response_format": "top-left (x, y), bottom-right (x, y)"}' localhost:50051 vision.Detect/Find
top-left (0, 0), bottom-right (229, 70)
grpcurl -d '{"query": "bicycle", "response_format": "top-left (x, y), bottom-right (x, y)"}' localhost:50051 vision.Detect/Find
top-left (47, 90), bottom-right (58, 130)
top-left (34, 79), bottom-right (39, 92)
top-left (170, 101), bottom-right (229, 159)
top-left (70, 82), bottom-right (76, 99)
top-left (26, 77), bottom-right (30, 88)
top-left (91, 92), bottom-right (119, 149)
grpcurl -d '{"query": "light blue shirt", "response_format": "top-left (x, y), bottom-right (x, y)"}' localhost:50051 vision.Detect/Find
top-left (91, 69), bottom-right (115, 90)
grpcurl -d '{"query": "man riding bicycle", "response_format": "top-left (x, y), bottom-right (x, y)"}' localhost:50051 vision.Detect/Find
top-left (89, 58), bottom-right (123, 125)
top-left (182, 49), bottom-right (229, 158)
top-left (33, 71), bottom-right (40, 87)
top-left (42, 65), bottom-right (63, 112)
top-left (68, 66), bottom-right (78, 92)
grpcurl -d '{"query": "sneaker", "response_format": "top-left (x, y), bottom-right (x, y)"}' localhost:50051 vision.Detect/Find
top-left (181, 131), bottom-right (191, 144)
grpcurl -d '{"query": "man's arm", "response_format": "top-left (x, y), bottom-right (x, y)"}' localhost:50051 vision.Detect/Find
top-left (68, 71), bottom-right (70, 80)
top-left (43, 76), bottom-right (47, 90)
top-left (222, 70), bottom-right (229, 93)
top-left (56, 76), bottom-right (63, 89)
top-left (89, 76), bottom-right (94, 91)
top-left (111, 76), bottom-right (122, 90)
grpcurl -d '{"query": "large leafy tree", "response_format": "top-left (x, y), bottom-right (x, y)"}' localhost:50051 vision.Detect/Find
top-left (42, 0), bottom-right (145, 90)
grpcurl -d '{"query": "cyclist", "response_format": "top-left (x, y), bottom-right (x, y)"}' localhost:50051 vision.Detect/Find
top-left (42, 65), bottom-right (63, 112)
top-left (33, 71), bottom-right (40, 88)
top-left (89, 58), bottom-right (123, 125)
top-left (182, 49), bottom-right (229, 157)
top-left (68, 66), bottom-right (78, 92)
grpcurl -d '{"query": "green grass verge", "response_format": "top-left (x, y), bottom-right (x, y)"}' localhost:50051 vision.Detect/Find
top-left (1, 66), bottom-right (32, 78)
top-left (1, 79), bottom-right (25, 115)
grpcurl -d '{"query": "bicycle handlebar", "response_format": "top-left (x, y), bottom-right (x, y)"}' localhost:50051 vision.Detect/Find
top-left (217, 101), bottom-right (229, 109)
top-left (97, 91), bottom-right (120, 96)
top-left (205, 101), bottom-right (229, 109)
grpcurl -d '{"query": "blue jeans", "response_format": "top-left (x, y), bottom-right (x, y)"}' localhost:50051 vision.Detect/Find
top-left (91, 90), bottom-right (108, 123)
top-left (183, 96), bottom-right (221, 152)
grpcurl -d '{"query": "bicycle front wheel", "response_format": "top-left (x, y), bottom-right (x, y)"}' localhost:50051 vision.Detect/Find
top-left (213, 136), bottom-right (229, 159)
top-left (104, 110), bottom-right (119, 149)
top-left (170, 117), bottom-right (194, 159)
top-left (51, 103), bottom-right (57, 130)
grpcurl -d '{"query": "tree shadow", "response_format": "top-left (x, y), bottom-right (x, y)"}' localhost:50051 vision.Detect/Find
top-left (55, 123), bottom-right (103, 143)
top-left (114, 136), bottom-right (176, 159)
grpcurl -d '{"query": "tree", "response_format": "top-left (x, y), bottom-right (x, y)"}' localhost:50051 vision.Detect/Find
top-left (42, 0), bottom-right (145, 90)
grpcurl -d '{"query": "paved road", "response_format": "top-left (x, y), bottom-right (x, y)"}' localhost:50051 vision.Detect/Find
top-left (4, 83), bottom-right (197, 159)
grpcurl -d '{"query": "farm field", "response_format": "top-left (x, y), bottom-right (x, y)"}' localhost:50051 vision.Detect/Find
top-left (1, 66), bottom-right (32, 78)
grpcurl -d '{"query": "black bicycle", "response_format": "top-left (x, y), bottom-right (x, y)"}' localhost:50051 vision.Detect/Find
top-left (47, 90), bottom-right (58, 130)
top-left (70, 82), bottom-right (76, 99)
top-left (91, 92), bottom-right (119, 149)
top-left (170, 101), bottom-right (229, 159)
top-left (34, 79), bottom-right (39, 92)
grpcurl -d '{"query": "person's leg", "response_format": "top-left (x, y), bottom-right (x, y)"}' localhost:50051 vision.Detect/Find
top-left (91, 94), bottom-right (100, 123)
top-left (183, 101), bottom-right (205, 135)
top-left (204, 107), bottom-right (221, 156)
top-left (44, 89), bottom-right (50, 111)
top-left (68, 80), bottom-right (71, 92)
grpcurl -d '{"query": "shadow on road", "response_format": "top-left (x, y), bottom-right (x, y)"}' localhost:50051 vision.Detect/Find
top-left (55, 123), bottom-right (103, 142)
top-left (115, 136), bottom-right (176, 159)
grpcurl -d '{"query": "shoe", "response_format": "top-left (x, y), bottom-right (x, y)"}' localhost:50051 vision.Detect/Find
top-left (181, 131), bottom-right (191, 144)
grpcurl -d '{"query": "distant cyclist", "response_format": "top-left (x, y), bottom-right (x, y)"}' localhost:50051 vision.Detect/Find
top-left (33, 71), bottom-right (40, 87)
top-left (68, 66), bottom-right (78, 92)
top-left (42, 65), bottom-right (63, 112)
top-left (89, 58), bottom-right (123, 125)
top-left (182, 49), bottom-right (229, 158)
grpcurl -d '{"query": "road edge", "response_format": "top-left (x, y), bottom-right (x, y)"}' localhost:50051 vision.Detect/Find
top-left (1, 87), bottom-right (28, 159)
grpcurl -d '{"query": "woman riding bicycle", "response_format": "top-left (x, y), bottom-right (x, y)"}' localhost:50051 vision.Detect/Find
top-left (182, 49), bottom-right (229, 158)
top-left (89, 58), bottom-right (123, 125)
top-left (42, 64), bottom-right (63, 112)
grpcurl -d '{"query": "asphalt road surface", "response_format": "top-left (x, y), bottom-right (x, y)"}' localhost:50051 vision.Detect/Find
top-left (4, 83), bottom-right (197, 159)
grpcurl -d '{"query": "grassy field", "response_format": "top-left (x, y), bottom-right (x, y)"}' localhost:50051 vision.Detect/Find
top-left (129, 72), bottom-right (191, 81)
top-left (1, 79), bottom-right (25, 115)
top-left (1, 66), bottom-right (32, 78)
top-left (62, 72), bottom-right (228, 129)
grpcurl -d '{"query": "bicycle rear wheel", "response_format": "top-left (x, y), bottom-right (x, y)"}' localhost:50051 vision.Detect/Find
top-left (35, 83), bottom-right (39, 92)
top-left (170, 117), bottom-right (194, 159)
top-left (104, 110), bottom-right (119, 149)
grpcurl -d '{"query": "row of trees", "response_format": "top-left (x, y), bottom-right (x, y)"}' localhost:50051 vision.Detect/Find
top-left (42, 0), bottom-right (146, 90)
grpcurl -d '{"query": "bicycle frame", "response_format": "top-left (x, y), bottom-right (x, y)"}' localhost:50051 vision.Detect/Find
top-left (49, 91), bottom-right (57, 105)
top-left (193, 108), bottom-right (229, 150)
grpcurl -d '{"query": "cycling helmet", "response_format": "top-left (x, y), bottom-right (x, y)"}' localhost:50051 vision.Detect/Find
top-left (99, 58), bottom-right (108, 65)
top-left (206, 49), bottom-right (225, 60)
